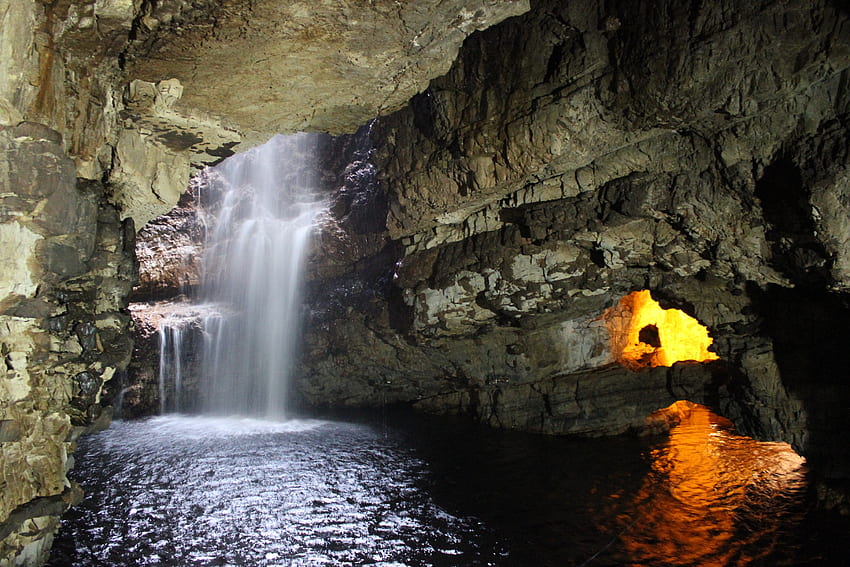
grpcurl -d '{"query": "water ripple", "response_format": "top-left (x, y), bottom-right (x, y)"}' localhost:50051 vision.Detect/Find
top-left (49, 410), bottom-right (850, 566)
top-left (51, 417), bottom-right (494, 566)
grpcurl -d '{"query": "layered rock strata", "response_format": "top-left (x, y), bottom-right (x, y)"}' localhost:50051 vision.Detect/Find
top-left (0, 123), bottom-right (135, 565)
top-left (5, 0), bottom-right (850, 562)
top-left (292, 0), bottom-right (850, 509)
top-left (0, 1), bottom-right (532, 564)
top-left (127, 2), bottom-right (850, 512)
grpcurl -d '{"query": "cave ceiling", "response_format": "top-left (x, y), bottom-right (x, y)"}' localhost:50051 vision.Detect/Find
top-left (124, 0), bottom-right (530, 137)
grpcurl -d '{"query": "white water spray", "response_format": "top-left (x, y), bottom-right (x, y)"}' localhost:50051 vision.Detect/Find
top-left (157, 317), bottom-right (185, 413)
top-left (196, 134), bottom-right (325, 418)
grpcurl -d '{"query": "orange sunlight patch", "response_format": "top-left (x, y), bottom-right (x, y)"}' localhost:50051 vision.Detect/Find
top-left (603, 290), bottom-right (719, 370)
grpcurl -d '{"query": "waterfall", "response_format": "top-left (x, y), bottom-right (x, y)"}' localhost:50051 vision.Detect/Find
top-left (157, 318), bottom-right (185, 413)
top-left (195, 133), bottom-right (325, 419)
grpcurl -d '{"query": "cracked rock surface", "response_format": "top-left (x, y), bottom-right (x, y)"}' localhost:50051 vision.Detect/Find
top-left (125, 0), bottom-right (530, 136)
top-left (128, 3), bottom-right (850, 504)
top-left (290, 0), bottom-right (850, 506)
top-left (0, 0), bottom-right (532, 563)
top-left (5, 0), bottom-right (850, 563)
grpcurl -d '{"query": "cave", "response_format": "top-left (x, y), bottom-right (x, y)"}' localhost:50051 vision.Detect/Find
top-left (2, 0), bottom-right (850, 565)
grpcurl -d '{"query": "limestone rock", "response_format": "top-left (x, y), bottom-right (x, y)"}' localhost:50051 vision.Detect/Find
top-left (133, 190), bottom-right (204, 300)
top-left (108, 78), bottom-right (242, 228)
top-left (293, 0), bottom-right (850, 493)
top-left (0, 0), bottom-right (132, 179)
top-left (125, 0), bottom-right (530, 135)
top-left (811, 169), bottom-right (850, 290)
top-left (414, 363), bottom-right (728, 437)
top-left (3, 0), bottom-right (850, 563)
top-left (0, 1), bottom-right (40, 127)
top-left (0, 223), bottom-right (42, 300)
top-left (122, 300), bottom-right (208, 417)
top-left (109, 126), bottom-right (190, 227)
top-left (375, 0), bottom-right (850, 242)
top-left (0, 126), bottom-right (134, 565)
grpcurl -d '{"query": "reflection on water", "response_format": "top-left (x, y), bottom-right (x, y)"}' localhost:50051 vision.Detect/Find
top-left (609, 402), bottom-right (808, 566)
top-left (49, 410), bottom-right (849, 566)
top-left (49, 416), bottom-right (497, 566)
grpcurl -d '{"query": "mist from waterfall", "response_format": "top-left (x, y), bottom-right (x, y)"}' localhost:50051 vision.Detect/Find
top-left (195, 133), bottom-right (325, 419)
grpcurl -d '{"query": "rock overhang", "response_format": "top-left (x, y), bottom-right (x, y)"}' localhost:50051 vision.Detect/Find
top-left (123, 0), bottom-right (531, 138)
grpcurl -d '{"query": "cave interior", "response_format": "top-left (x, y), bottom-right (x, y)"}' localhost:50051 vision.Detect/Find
top-left (1, 0), bottom-right (850, 564)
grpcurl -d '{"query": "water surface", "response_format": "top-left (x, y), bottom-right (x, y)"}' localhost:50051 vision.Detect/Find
top-left (49, 409), bottom-right (849, 566)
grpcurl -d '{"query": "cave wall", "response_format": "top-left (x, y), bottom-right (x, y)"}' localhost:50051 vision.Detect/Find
top-left (0, 3), bottom-right (138, 562)
top-left (122, 0), bottom-right (850, 508)
top-left (3, 0), bottom-right (850, 562)
top-left (0, 125), bottom-right (136, 564)
top-left (0, 1), bottom-right (531, 564)
top-left (295, 0), bottom-right (850, 505)
top-left (124, 0), bottom-right (530, 135)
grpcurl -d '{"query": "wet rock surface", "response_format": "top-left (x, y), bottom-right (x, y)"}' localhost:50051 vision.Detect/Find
top-left (125, 0), bottom-right (850, 505)
top-left (291, 0), bottom-right (850, 502)
top-left (122, 300), bottom-right (208, 418)
top-left (0, 125), bottom-right (135, 564)
top-left (4, 0), bottom-right (850, 564)
top-left (132, 190), bottom-right (204, 302)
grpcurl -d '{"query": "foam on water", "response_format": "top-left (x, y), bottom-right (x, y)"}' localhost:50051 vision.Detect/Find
top-left (137, 415), bottom-right (328, 438)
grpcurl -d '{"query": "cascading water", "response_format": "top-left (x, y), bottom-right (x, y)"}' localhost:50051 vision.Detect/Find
top-left (196, 133), bottom-right (326, 418)
top-left (157, 317), bottom-right (185, 413)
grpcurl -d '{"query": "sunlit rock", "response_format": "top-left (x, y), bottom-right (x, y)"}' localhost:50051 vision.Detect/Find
top-left (603, 290), bottom-right (719, 370)
top-left (125, 0), bottom-right (530, 135)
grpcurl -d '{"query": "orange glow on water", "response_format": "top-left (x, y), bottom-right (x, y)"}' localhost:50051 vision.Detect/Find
top-left (603, 290), bottom-right (719, 369)
top-left (622, 401), bottom-right (805, 567)
top-left (610, 401), bottom-right (808, 566)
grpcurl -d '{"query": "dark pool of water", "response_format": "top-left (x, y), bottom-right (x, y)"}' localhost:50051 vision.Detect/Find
top-left (48, 408), bottom-right (850, 566)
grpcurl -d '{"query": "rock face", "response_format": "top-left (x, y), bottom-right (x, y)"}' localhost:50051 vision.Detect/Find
top-left (123, 300), bottom-right (209, 418)
top-left (292, 0), bottom-right (850, 508)
top-left (133, 188), bottom-right (204, 301)
top-left (0, 123), bottom-right (135, 565)
top-left (127, 0), bottom-right (850, 514)
top-left (4, 0), bottom-right (850, 564)
top-left (125, 0), bottom-right (530, 135)
top-left (0, 1), bottom-right (533, 564)
top-left (0, 2), bottom-right (141, 561)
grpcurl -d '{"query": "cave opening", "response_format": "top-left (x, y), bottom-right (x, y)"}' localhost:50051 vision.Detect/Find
top-left (603, 290), bottom-right (720, 370)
